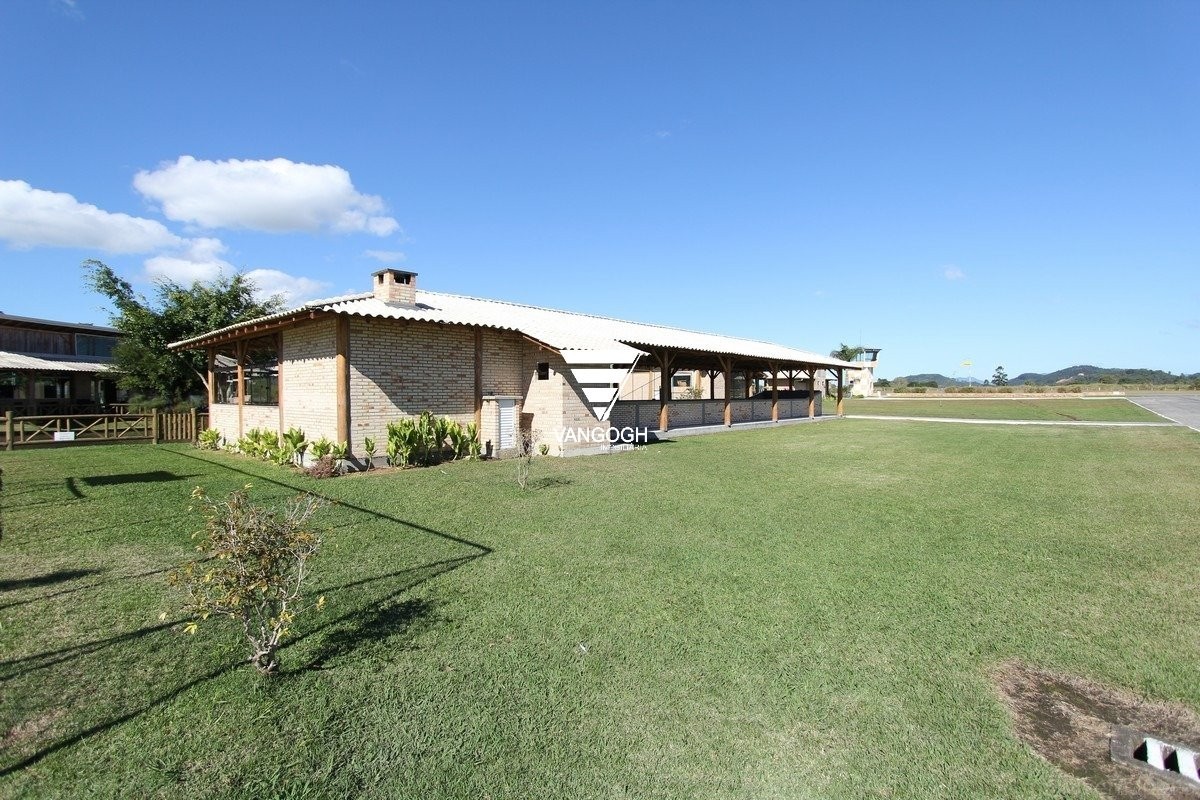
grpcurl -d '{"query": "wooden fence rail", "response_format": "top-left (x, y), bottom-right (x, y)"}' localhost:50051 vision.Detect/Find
top-left (2, 410), bottom-right (208, 450)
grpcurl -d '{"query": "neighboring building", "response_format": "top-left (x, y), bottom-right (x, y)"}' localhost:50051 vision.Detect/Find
top-left (0, 312), bottom-right (123, 415)
top-left (170, 270), bottom-right (856, 459)
top-left (846, 348), bottom-right (882, 397)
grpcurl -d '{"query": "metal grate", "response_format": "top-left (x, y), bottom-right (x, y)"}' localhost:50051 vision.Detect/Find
top-left (1111, 725), bottom-right (1200, 787)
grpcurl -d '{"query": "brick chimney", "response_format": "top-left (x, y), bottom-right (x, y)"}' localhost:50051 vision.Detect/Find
top-left (372, 269), bottom-right (418, 305)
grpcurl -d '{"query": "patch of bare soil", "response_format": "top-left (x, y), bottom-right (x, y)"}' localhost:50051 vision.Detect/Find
top-left (993, 660), bottom-right (1200, 799)
top-left (1, 707), bottom-right (67, 750)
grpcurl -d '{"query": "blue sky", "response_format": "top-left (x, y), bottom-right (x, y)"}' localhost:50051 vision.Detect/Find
top-left (1, 1), bottom-right (1197, 379)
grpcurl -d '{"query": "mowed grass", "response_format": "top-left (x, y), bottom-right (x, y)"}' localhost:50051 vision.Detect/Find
top-left (842, 396), bottom-right (1165, 422)
top-left (1, 421), bottom-right (1198, 799)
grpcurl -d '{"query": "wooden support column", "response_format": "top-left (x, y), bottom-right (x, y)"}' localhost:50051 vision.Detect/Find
top-left (743, 370), bottom-right (753, 398)
top-left (473, 328), bottom-right (483, 433)
top-left (235, 339), bottom-right (246, 438)
top-left (275, 331), bottom-right (285, 437)
top-left (770, 363), bottom-right (780, 422)
top-left (788, 371), bottom-right (796, 391)
top-left (206, 347), bottom-right (216, 408)
top-left (719, 356), bottom-right (733, 427)
top-left (807, 369), bottom-right (816, 418)
top-left (4, 410), bottom-right (12, 451)
top-left (708, 370), bottom-right (716, 400)
top-left (657, 350), bottom-right (675, 431)
top-left (335, 315), bottom-right (351, 446)
top-left (836, 368), bottom-right (845, 415)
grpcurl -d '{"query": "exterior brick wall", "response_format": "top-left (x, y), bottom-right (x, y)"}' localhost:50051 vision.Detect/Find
top-left (207, 404), bottom-right (239, 443)
top-left (281, 318), bottom-right (338, 443)
top-left (203, 403), bottom-right (280, 443)
top-left (242, 405), bottom-right (281, 433)
top-left (519, 349), bottom-right (609, 455)
top-left (348, 319), bottom-right (525, 455)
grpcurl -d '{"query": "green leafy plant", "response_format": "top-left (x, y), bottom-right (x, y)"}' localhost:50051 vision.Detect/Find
top-left (309, 436), bottom-right (334, 460)
top-left (282, 427), bottom-right (308, 466)
top-left (363, 437), bottom-right (377, 469)
top-left (538, 443), bottom-right (550, 456)
top-left (386, 419), bottom-right (419, 467)
top-left (465, 422), bottom-right (482, 459)
top-left (272, 443), bottom-right (297, 466)
top-left (196, 428), bottom-right (222, 451)
top-left (168, 486), bottom-right (327, 674)
top-left (330, 441), bottom-right (349, 462)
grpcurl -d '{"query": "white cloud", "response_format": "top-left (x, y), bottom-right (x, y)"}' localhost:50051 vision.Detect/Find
top-left (143, 237), bottom-right (232, 284)
top-left (243, 269), bottom-right (332, 305)
top-left (363, 249), bottom-right (407, 263)
top-left (133, 156), bottom-right (400, 236)
top-left (943, 265), bottom-right (965, 281)
top-left (143, 238), bottom-right (329, 305)
top-left (55, 0), bottom-right (84, 20)
top-left (0, 179), bottom-right (180, 253)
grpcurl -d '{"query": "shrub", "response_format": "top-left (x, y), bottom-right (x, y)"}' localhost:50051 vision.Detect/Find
top-left (310, 436), bottom-right (334, 460)
top-left (196, 428), bottom-right (222, 451)
top-left (363, 437), bottom-right (377, 469)
top-left (386, 413), bottom-right (480, 467)
top-left (282, 427), bottom-right (308, 466)
top-left (168, 486), bottom-right (326, 674)
top-left (305, 455), bottom-right (338, 479)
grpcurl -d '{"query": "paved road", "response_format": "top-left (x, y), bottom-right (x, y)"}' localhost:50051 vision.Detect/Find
top-left (1127, 393), bottom-right (1200, 432)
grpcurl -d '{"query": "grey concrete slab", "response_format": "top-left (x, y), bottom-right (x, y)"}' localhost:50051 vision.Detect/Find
top-left (1127, 393), bottom-right (1200, 432)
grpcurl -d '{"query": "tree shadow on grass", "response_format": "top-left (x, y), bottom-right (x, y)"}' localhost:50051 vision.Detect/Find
top-left (80, 471), bottom-right (201, 488)
top-left (0, 569), bottom-right (103, 593)
top-left (1, 450), bottom-right (494, 780)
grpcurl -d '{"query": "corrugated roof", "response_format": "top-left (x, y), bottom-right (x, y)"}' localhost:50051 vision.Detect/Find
top-left (0, 312), bottom-right (120, 334)
top-left (170, 288), bottom-right (856, 369)
top-left (0, 351), bottom-right (117, 373)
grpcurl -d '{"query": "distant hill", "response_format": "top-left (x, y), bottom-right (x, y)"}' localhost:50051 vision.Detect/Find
top-left (1011, 365), bottom-right (1198, 386)
top-left (889, 365), bottom-right (1199, 387)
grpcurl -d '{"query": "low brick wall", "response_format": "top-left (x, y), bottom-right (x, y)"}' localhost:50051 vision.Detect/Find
top-left (610, 394), bottom-right (822, 432)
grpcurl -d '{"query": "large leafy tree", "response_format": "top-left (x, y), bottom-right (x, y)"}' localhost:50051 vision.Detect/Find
top-left (992, 365), bottom-right (1009, 386)
top-left (84, 260), bottom-right (283, 404)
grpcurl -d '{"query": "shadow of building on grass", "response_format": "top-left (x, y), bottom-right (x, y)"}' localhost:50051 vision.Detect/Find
top-left (0, 448), bottom-right (493, 780)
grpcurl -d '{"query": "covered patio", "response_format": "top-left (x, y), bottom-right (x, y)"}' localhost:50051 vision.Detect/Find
top-left (608, 346), bottom-right (847, 434)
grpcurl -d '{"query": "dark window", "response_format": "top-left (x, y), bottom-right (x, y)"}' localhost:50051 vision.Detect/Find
top-left (244, 337), bottom-right (279, 406)
top-left (537, 362), bottom-right (550, 381)
top-left (76, 333), bottom-right (118, 358)
top-left (213, 346), bottom-right (239, 404)
top-left (0, 372), bottom-right (25, 400)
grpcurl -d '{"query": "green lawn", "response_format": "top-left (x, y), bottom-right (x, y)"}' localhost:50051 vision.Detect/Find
top-left (2, 422), bottom-right (1198, 798)
top-left (842, 396), bottom-right (1165, 422)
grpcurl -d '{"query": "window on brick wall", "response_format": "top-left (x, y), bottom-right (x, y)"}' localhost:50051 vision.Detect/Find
top-left (244, 337), bottom-right (279, 406)
top-left (537, 362), bottom-right (550, 380)
top-left (213, 346), bottom-right (238, 404)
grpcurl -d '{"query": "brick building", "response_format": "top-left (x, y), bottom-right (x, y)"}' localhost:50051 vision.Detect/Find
top-left (170, 270), bottom-right (856, 459)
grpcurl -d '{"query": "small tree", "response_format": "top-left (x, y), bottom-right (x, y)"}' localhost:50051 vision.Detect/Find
top-left (169, 486), bottom-right (326, 674)
top-left (84, 260), bottom-right (282, 404)
top-left (992, 366), bottom-right (1009, 386)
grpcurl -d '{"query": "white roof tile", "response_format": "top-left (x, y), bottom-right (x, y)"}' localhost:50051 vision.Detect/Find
top-left (0, 351), bottom-right (116, 373)
top-left (171, 289), bottom-right (856, 369)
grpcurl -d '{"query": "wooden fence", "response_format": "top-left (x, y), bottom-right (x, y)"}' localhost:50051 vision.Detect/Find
top-left (2, 410), bottom-right (208, 450)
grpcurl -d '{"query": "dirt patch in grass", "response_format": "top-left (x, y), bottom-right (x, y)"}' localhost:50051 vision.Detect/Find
top-left (2, 707), bottom-right (67, 750)
top-left (993, 660), bottom-right (1200, 799)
